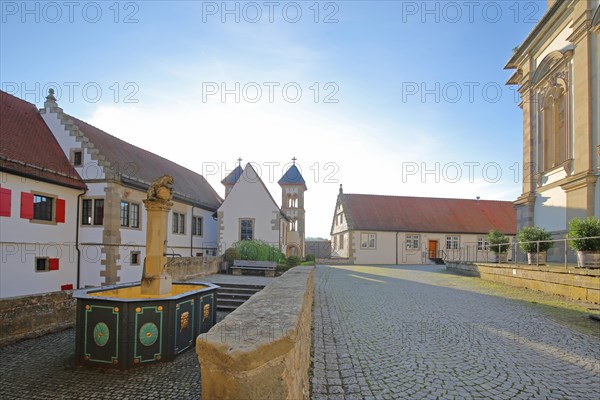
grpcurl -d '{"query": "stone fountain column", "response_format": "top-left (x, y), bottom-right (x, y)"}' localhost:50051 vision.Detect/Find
top-left (141, 176), bottom-right (174, 295)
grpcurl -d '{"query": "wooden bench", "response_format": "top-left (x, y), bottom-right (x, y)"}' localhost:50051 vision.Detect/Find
top-left (232, 260), bottom-right (277, 277)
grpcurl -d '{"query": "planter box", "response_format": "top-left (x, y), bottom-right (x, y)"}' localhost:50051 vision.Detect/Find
top-left (493, 253), bottom-right (508, 263)
top-left (576, 251), bottom-right (600, 268)
top-left (527, 252), bottom-right (547, 265)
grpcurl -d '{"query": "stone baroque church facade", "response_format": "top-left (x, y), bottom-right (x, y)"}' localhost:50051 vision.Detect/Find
top-left (507, 0), bottom-right (600, 243)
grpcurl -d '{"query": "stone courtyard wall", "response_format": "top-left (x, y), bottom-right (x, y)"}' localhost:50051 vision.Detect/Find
top-left (165, 256), bottom-right (221, 281)
top-left (0, 291), bottom-right (76, 346)
top-left (447, 262), bottom-right (600, 304)
top-left (196, 265), bottom-right (314, 400)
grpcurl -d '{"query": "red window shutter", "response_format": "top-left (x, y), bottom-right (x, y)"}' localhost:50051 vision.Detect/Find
top-left (61, 284), bottom-right (73, 291)
top-left (56, 198), bottom-right (66, 223)
top-left (49, 258), bottom-right (59, 271)
top-left (0, 187), bottom-right (11, 217)
top-left (20, 192), bottom-right (34, 219)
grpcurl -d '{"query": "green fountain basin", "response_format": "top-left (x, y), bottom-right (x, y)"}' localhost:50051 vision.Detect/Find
top-left (74, 282), bottom-right (218, 369)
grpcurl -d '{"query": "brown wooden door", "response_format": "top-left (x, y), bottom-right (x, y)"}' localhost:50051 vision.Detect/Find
top-left (428, 240), bottom-right (437, 258)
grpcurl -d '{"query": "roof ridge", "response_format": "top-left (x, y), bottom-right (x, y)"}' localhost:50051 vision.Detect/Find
top-left (66, 114), bottom-right (208, 178)
top-left (344, 193), bottom-right (511, 203)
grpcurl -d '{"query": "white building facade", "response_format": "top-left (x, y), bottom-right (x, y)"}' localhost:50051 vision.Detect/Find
top-left (40, 90), bottom-right (221, 288)
top-left (330, 186), bottom-right (516, 265)
top-left (0, 91), bottom-right (87, 297)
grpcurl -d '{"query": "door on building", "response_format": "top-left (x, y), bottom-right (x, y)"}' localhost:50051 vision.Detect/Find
top-left (428, 240), bottom-right (438, 258)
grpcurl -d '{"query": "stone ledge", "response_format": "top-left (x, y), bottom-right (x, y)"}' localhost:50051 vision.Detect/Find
top-left (166, 256), bottom-right (221, 281)
top-left (0, 291), bottom-right (76, 346)
top-left (196, 265), bottom-right (314, 400)
top-left (447, 262), bottom-right (600, 304)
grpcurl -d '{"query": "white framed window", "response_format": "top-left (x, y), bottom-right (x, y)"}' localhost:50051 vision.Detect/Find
top-left (35, 257), bottom-right (49, 272)
top-left (406, 234), bottom-right (420, 250)
top-left (446, 236), bottom-right (460, 250)
top-left (360, 233), bottom-right (376, 249)
top-left (131, 203), bottom-right (140, 228)
top-left (71, 149), bottom-right (83, 166)
top-left (240, 218), bottom-right (253, 240)
top-left (130, 251), bottom-right (141, 265)
top-left (477, 236), bottom-right (489, 250)
top-left (173, 212), bottom-right (185, 234)
top-left (120, 201), bottom-right (130, 227)
top-left (82, 198), bottom-right (104, 226)
top-left (192, 216), bottom-right (203, 236)
top-left (339, 234), bottom-right (344, 249)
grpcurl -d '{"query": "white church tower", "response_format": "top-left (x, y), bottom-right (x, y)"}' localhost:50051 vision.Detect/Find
top-left (279, 158), bottom-right (307, 257)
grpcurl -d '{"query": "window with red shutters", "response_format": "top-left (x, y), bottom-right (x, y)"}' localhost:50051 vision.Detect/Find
top-left (49, 258), bottom-right (59, 270)
top-left (0, 187), bottom-right (11, 217)
top-left (56, 198), bottom-right (66, 223)
top-left (20, 192), bottom-right (34, 219)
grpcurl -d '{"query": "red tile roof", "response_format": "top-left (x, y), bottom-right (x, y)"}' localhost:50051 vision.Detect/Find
top-left (66, 115), bottom-right (222, 210)
top-left (342, 194), bottom-right (516, 235)
top-left (0, 91), bottom-right (86, 190)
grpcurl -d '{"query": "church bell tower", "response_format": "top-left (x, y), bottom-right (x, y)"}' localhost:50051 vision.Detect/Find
top-left (279, 158), bottom-right (307, 257)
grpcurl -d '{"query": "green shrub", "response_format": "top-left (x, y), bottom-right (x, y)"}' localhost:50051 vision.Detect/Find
top-left (568, 217), bottom-right (600, 251)
top-left (235, 240), bottom-right (285, 262)
top-left (487, 230), bottom-right (510, 254)
top-left (517, 226), bottom-right (553, 253)
top-left (223, 247), bottom-right (240, 263)
top-left (305, 254), bottom-right (316, 262)
top-left (276, 263), bottom-right (292, 273)
top-left (300, 261), bottom-right (315, 266)
top-left (286, 255), bottom-right (301, 267)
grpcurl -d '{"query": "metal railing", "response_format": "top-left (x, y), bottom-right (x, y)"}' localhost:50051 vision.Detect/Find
top-left (446, 236), bottom-right (600, 269)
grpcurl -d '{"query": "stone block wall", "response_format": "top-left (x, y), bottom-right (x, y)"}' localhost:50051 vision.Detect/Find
top-left (196, 265), bottom-right (314, 400)
top-left (447, 262), bottom-right (600, 304)
top-left (166, 256), bottom-right (221, 281)
top-left (0, 291), bottom-right (76, 346)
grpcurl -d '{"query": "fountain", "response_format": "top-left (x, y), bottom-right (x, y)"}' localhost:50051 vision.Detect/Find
top-left (74, 176), bottom-right (218, 369)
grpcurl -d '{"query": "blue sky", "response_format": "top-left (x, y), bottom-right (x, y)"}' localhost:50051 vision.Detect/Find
top-left (1, 1), bottom-right (547, 237)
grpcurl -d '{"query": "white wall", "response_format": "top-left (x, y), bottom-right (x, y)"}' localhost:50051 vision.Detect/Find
top-left (349, 231), bottom-right (510, 265)
top-left (218, 167), bottom-right (281, 251)
top-left (534, 186), bottom-right (567, 232)
top-left (0, 172), bottom-right (82, 298)
top-left (41, 110), bottom-right (106, 181)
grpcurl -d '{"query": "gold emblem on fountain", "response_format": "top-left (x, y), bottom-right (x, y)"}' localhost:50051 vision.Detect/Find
top-left (180, 311), bottom-right (190, 331)
top-left (203, 304), bottom-right (210, 321)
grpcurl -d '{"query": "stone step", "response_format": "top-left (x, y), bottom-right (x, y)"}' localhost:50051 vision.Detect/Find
top-left (217, 287), bottom-right (262, 295)
top-left (215, 283), bottom-right (266, 311)
top-left (218, 298), bottom-right (247, 308)
top-left (213, 283), bottom-right (265, 290)
top-left (218, 292), bottom-right (255, 301)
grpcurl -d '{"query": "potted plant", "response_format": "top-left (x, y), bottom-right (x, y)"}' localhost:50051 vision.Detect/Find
top-left (517, 226), bottom-right (553, 265)
top-left (487, 230), bottom-right (511, 263)
top-left (568, 217), bottom-right (600, 268)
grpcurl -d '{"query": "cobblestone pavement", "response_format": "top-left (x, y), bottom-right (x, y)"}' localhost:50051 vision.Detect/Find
top-left (0, 311), bottom-right (229, 400)
top-left (311, 265), bottom-right (600, 400)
